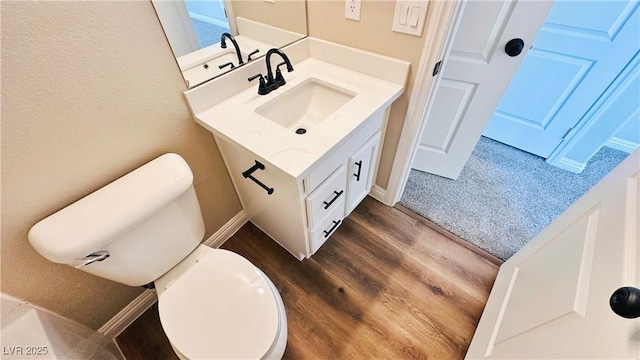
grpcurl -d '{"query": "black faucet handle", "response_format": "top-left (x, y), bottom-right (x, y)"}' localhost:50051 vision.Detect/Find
top-left (248, 73), bottom-right (264, 83)
top-left (275, 62), bottom-right (287, 85)
top-left (248, 73), bottom-right (268, 95)
top-left (218, 62), bottom-right (235, 70)
top-left (248, 49), bottom-right (260, 61)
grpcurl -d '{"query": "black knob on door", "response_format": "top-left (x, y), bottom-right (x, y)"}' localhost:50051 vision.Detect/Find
top-left (610, 287), bottom-right (640, 319)
top-left (505, 38), bottom-right (525, 57)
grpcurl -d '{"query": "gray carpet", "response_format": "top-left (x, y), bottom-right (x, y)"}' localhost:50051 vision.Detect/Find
top-left (400, 136), bottom-right (629, 260)
top-left (191, 18), bottom-right (228, 49)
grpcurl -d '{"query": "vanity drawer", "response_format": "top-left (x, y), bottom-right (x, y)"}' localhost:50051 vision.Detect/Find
top-left (306, 164), bottom-right (347, 228)
top-left (309, 199), bottom-right (345, 254)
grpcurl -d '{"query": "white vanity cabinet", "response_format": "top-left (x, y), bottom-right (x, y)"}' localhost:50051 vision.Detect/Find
top-left (215, 109), bottom-right (385, 260)
top-left (184, 39), bottom-right (409, 261)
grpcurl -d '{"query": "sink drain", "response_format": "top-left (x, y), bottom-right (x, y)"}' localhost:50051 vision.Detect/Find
top-left (295, 128), bottom-right (307, 135)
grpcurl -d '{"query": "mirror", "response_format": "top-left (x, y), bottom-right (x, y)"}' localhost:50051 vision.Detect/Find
top-left (152, 0), bottom-right (307, 88)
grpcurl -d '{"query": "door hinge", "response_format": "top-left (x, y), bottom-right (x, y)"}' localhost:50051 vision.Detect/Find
top-left (432, 60), bottom-right (442, 76)
top-left (561, 127), bottom-right (573, 139)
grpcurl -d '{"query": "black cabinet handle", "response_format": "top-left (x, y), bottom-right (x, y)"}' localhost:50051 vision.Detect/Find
top-left (610, 286), bottom-right (640, 319)
top-left (353, 160), bottom-right (363, 181)
top-left (242, 160), bottom-right (274, 195)
top-left (323, 190), bottom-right (344, 209)
top-left (323, 219), bottom-right (341, 238)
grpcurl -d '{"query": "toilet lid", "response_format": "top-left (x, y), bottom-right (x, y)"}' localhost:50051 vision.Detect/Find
top-left (158, 250), bottom-right (280, 360)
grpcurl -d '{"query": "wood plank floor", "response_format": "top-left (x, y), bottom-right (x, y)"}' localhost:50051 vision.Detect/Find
top-left (116, 197), bottom-right (499, 359)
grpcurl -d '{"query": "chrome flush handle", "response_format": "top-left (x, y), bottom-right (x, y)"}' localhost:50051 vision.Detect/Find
top-left (73, 250), bottom-right (110, 268)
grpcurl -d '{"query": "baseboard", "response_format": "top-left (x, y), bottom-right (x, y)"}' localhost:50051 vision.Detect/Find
top-left (202, 210), bottom-right (248, 248)
top-left (98, 290), bottom-right (156, 338)
top-left (368, 185), bottom-right (388, 205)
top-left (548, 157), bottom-right (585, 174)
top-left (605, 137), bottom-right (639, 154)
top-left (98, 210), bottom-right (248, 339)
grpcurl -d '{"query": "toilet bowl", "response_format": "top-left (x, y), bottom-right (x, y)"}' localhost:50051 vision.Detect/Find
top-left (155, 245), bottom-right (288, 360)
top-left (27, 153), bottom-right (288, 359)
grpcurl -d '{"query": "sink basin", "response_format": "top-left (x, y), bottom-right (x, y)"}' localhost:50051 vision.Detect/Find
top-left (255, 78), bottom-right (356, 133)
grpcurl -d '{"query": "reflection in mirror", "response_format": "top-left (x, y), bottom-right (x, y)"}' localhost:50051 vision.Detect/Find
top-left (152, 0), bottom-right (307, 88)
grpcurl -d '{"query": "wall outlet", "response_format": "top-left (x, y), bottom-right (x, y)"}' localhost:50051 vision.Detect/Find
top-left (345, 0), bottom-right (361, 21)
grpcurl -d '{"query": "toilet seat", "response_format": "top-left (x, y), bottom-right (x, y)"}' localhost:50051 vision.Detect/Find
top-left (157, 249), bottom-right (281, 360)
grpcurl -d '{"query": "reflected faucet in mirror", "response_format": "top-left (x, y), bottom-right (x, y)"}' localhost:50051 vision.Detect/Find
top-left (220, 32), bottom-right (244, 66)
top-left (152, 0), bottom-right (308, 89)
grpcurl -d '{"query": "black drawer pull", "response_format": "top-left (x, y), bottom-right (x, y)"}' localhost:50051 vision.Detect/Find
top-left (242, 160), bottom-right (274, 195)
top-left (353, 160), bottom-right (363, 181)
top-left (323, 219), bottom-right (341, 238)
top-left (323, 190), bottom-right (344, 209)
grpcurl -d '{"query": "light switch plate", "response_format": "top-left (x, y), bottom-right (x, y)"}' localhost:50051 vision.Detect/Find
top-left (392, 0), bottom-right (428, 36)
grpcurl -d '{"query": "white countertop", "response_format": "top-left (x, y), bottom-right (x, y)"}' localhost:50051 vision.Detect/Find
top-left (193, 57), bottom-right (404, 180)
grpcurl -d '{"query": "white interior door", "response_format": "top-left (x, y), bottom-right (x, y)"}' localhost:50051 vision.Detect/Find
top-left (466, 149), bottom-right (640, 359)
top-left (411, 0), bottom-right (553, 179)
top-left (483, 1), bottom-right (640, 158)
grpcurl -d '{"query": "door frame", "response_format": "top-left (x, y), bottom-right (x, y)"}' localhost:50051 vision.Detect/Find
top-left (384, 0), bottom-right (465, 205)
top-left (385, 0), bottom-right (556, 206)
top-left (151, 0), bottom-right (201, 57)
top-left (223, 0), bottom-right (239, 36)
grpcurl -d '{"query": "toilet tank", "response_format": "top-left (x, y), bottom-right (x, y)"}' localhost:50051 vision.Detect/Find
top-left (28, 153), bottom-right (205, 287)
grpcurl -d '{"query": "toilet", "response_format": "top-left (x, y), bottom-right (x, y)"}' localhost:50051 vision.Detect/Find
top-left (28, 153), bottom-right (288, 359)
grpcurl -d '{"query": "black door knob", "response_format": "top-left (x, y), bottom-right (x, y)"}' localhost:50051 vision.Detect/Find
top-left (610, 287), bottom-right (640, 319)
top-left (505, 38), bottom-right (525, 57)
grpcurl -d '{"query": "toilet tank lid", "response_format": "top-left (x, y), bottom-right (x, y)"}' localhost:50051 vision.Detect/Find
top-left (28, 153), bottom-right (194, 264)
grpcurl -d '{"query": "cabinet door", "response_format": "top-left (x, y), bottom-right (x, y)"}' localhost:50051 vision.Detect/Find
top-left (216, 138), bottom-right (308, 260)
top-left (346, 133), bottom-right (381, 215)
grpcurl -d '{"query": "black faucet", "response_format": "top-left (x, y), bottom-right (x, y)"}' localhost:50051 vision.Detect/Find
top-left (248, 48), bottom-right (294, 95)
top-left (265, 48), bottom-right (293, 87)
top-left (220, 33), bottom-right (244, 66)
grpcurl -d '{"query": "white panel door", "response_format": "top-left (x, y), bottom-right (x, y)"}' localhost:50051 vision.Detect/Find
top-left (466, 149), bottom-right (640, 359)
top-left (411, 0), bottom-right (553, 179)
top-left (484, 1), bottom-right (640, 158)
